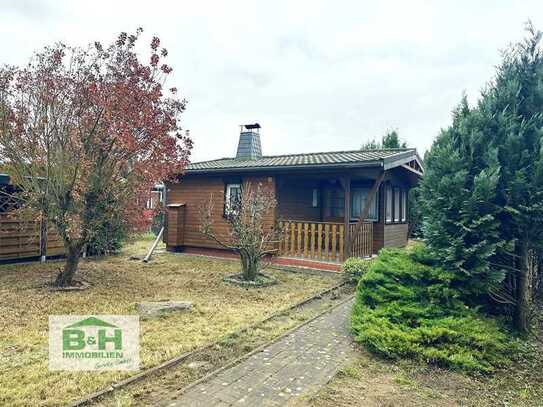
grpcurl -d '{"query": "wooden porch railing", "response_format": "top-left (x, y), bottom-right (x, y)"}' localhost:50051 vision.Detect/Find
top-left (278, 220), bottom-right (345, 262)
top-left (349, 222), bottom-right (373, 259)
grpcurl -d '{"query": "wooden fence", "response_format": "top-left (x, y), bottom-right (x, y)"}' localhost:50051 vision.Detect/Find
top-left (0, 213), bottom-right (64, 261)
top-left (278, 220), bottom-right (345, 262)
top-left (349, 222), bottom-right (373, 259)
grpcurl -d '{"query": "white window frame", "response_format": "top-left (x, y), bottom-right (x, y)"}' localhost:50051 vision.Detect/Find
top-left (394, 187), bottom-right (400, 222)
top-left (385, 184), bottom-right (392, 223)
top-left (225, 183), bottom-right (241, 215)
top-left (401, 189), bottom-right (407, 222)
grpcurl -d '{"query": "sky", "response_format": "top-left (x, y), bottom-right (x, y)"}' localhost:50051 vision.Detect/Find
top-left (1, 1), bottom-right (542, 162)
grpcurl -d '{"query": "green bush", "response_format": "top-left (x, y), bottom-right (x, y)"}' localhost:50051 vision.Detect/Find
top-left (343, 257), bottom-right (372, 283)
top-left (85, 194), bottom-right (126, 256)
top-left (352, 246), bottom-right (515, 373)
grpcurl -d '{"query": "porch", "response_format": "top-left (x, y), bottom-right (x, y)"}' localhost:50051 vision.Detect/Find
top-left (278, 220), bottom-right (373, 262)
top-left (275, 171), bottom-right (384, 264)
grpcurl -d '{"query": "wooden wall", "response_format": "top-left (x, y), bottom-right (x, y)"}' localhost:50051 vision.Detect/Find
top-left (383, 223), bottom-right (409, 248)
top-left (373, 186), bottom-right (386, 252)
top-left (165, 175), bottom-right (276, 250)
top-left (277, 179), bottom-right (320, 221)
top-left (166, 171), bottom-right (412, 255)
top-left (165, 204), bottom-right (185, 246)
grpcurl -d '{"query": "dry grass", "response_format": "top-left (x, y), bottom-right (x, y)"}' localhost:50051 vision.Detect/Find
top-left (0, 235), bottom-right (340, 407)
top-left (98, 284), bottom-right (354, 406)
top-left (290, 342), bottom-right (543, 407)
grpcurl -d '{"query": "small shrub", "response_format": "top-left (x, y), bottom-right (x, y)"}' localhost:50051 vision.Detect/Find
top-left (343, 257), bottom-right (372, 283)
top-left (352, 247), bottom-right (516, 374)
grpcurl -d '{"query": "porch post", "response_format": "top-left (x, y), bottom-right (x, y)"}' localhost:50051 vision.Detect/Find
top-left (349, 170), bottom-right (386, 257)
top-left (341, 175), bottom-right (351, 260)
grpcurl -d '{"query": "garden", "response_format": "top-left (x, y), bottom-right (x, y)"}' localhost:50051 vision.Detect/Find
top-left (0, 236), bottom-right (342, 406)
top-left (295, 23), bottom-right (543, 406)
top-left (293, 244), bottom-right (543, 406)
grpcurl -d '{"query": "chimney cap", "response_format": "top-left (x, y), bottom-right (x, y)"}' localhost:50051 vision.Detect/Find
top-left (243, 123), bottom-right (261, 130)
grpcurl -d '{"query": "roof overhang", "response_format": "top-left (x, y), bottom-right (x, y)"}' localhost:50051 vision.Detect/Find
top-left (383, 150), bottom-right (424, 173)
top-left (183, 150), bottom-right (424, 178)
top-left (184, 160), bottom-right (384, 175)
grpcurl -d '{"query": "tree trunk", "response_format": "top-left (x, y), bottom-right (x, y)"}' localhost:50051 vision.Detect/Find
top-left (514, 241), bottom-right (531, 334)
top-left (240, 251), bottom-right (259, 281)
top-left (55, 244), bottom-right (82, 287)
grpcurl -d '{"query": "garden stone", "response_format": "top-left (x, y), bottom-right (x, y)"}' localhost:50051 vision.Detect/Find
top-left (136, 300), bottom-right (192, 316)
top-left (187, 361), bottom-right (213, 370)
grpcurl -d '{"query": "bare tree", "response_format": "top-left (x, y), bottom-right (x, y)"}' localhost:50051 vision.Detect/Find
top-left (199, 182), bottom-right (278, 281)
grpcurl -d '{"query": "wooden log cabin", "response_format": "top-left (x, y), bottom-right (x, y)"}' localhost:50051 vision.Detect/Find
top-left (164, 124), bottom-right (423, 269)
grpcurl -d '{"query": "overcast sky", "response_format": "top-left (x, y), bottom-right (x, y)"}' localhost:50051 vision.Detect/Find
top-left (1, 1), bottom-right (542, 162)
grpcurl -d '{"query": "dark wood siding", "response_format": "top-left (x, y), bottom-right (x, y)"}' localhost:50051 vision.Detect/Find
top-left (165, 205), bottom-right (185, 247)
top-left (165, 175), bottom-right (276, 250)
top-left (277, 180), bottom-right (320, 221)
top-left (383, 223), bottom-right (409, 247)
top-left (373, 185), bottom-right (385, 252)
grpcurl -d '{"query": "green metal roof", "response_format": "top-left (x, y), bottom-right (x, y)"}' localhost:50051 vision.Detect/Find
top-left (186, 148), bottom-right (420, 174)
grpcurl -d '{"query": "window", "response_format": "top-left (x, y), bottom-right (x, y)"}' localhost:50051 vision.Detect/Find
top-left (225, 183), bottom-right (241, 215)
top-left (394, 187), bottom-right (400, 222)
top-left (312, 188), bottom-right (319, 208)
top-left (351, 188), bottom-right (378, 221)
top-left (385, 185), bottom-right (392, 222)
top-left (385, 184), bottom-right (408, 224)
top-left (401, 190), bottom-right (407, 222)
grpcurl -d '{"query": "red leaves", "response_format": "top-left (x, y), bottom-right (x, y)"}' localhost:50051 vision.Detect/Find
top-left (116, 32), bottom-right (128, 47)
top-left (160, 64), bottom-right (172, 74)
top-left (0, 29), bottom-right (192, 235)
top-left (151, 36), bottom-right (160, 50)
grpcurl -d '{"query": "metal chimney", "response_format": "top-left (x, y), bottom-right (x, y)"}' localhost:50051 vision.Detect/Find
top-left (236, 123), bottom-right (262, 160)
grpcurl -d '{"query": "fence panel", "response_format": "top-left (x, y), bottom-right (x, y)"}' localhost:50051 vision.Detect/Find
top-left (0, 213), bottom-right (65, 261)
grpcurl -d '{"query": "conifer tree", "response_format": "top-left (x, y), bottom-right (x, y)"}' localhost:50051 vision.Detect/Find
top-left (421, 23), bottom-right (543, 332)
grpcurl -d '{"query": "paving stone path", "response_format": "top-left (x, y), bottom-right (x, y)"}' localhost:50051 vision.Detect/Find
top-left (161, 298), bottom-right (356, 407)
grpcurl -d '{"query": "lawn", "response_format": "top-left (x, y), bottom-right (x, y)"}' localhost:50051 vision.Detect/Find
top-left (0, 235), bottom-right (341, 407)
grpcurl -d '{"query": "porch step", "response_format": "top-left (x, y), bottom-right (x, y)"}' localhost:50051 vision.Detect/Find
top-left (272, 256), bottom-right (342, 272)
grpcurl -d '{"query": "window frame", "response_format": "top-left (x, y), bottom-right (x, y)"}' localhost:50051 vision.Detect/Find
top-left (385, 184), bottom-right (393, 223)
top-left (401, 189), bottom-right (407, 222)
top-left (385, 183), bottom-right (408, 225)
top-left (350, 187), bottom-right (379, 222)
top-left (224, 183), bottom-right (242, 216)
top-left (393, 187), bottom-right (401, 222)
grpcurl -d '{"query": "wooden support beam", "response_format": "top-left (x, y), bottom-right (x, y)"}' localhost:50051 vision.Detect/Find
top-left (400, 164), bottom-right (423, 177)
top-left (340, 175), bottom-right (351, 259)
top-left (350, 170), bottom-right (386, 252)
